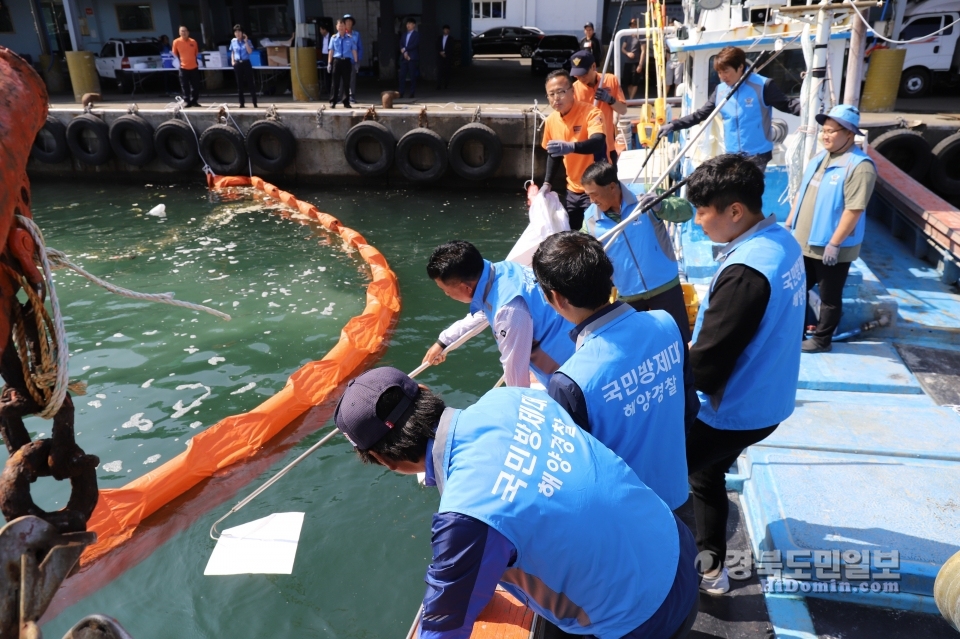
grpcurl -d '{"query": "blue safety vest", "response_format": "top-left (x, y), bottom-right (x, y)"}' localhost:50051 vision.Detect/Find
top-left (470, 260), bottom-right (575, 386)
top-left (557, 305), bottom-right (688, 509)
top-left (716, 73), bottom-right (773, 156)
top-left (584, 182), bottom-right (679, 297)
top-left (432, 388), bottom-right (679, 638)
top-left (692, 217), bottom-right (804, 430)
top-left (794, 147), bottom-right (875, 248)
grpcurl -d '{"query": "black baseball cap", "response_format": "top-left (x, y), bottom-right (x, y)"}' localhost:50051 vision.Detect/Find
top-left (334, 367), bottom-right (420, 449)
top-left (570, 50), bottom-right (595, 76)
top-left (584, 22), bottom-right (594, 29)
top-left (343, 13), bottom-right (354, 21)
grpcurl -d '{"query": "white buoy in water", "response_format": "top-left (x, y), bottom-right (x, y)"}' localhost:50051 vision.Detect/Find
top-left (147, 204), bottom-right (166, 218)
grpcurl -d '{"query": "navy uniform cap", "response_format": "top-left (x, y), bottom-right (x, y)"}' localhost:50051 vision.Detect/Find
top-left (334, 367), bottom-right (420, 449)
top-left (569, 50), bottom-right (595, 76)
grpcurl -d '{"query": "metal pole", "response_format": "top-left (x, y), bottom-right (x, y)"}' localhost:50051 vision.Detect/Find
top-left (802, 0), bottom-right (833, 164)
top-left (29, 0), bottom-right (51, 56)
top-left (61, 0), bottom-right (82, 51)
top-left (293, 0), bottom-right (305, 45)
top-left (843, 11), bottom-right (867, 107)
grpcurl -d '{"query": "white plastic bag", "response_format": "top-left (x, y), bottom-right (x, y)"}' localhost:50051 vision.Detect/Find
top-left (506, 189), bottom-right (570, 266)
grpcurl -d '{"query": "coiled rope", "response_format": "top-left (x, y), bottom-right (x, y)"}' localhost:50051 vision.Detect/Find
top-left (15, 215), bottom-right (231, 419)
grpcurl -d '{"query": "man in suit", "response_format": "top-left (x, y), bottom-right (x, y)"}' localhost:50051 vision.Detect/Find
top-left (399, 17), bottom-right (420, 98)
top-left (437, 24), bottom-right (453, 90)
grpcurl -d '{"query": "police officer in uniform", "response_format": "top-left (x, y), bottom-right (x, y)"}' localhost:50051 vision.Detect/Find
top-left (334, 366), bottom-right (700, 639)
top-left (658, 47), bottom-right (800, 173)
top-left (580, 161), bottom-right (694, 343)
top-left (786, 105), bottom-right (877, 353)
top-left (533, 232), bottom-right (696, 509)
top-left (684, 154), bottom-right (805, 594)
top-left (422, 241), bottom-right (574, 388)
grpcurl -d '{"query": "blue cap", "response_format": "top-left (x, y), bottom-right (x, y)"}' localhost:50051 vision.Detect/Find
top-left (816, 104), bottom-right (864, 136)
top-left (569, 50), bottom-right (595, 76)
top-left (334, 367), bottom-right (420, 449)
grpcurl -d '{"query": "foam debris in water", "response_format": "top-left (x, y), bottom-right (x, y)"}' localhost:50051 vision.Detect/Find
top-left (231, 382), bottom-right (256, 395)
top-left (190, 421), bottom-right (202, 429)
top-left (147, 204), bottom-right (166, 218)
top-left (208, 356), bottom-right (225, 365)
top-left (141, 378), bottom-right (154, 388)
top-left (103, 460), bottom-right (123, 472)
top-left (122, 413), bottom-right (154, 432)
top-left (143, 330), bottom-right (158, 335)
top-left (172, 384), bottom-right (212, 418)
top-left (144, 454), bottom-right (161, 465)
top-left (87, 400), bottom-right (102, 408)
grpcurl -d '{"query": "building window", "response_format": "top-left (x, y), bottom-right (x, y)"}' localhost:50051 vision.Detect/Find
top-left (242, 4), bottom-right (289, 36)
top-left (116, 4), bottom-right (155, 31)
top-left (179, 4), bottom-right (201, 32)
top-left (473, 2), bottom-right (506, 19)
top-left (0, 5), bottom-right (13, 33)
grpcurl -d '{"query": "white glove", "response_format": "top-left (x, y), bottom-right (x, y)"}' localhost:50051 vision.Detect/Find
top-left (822, 243), bottom-right (840, 266)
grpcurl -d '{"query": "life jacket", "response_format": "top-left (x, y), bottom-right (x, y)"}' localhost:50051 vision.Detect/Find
top-left (692, 217), bottom-right (805, 429)
top-left (557, 305), bottom-right (688, 508)
top-left (794, 147), bottom-right (875, 248)
top-left (583, 182), bottom-right (679, 297)
top-left (432, 387), bottom-right (680, 638)
top-left (716, 72), bottom-right (773, 156)
top-left (470, 260), bottom-right (575, 385)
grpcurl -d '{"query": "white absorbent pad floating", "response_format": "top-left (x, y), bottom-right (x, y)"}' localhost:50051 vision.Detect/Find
top-left (204, 512), bottom-right (305, 576)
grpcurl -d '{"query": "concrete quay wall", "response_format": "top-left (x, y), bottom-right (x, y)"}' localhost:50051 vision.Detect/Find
top-left (29, 106), bottom-right (547, 189)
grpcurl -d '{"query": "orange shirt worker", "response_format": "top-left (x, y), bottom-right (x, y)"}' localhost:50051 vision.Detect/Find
top-left (541, 69), bottom-right (606, 230)
top-left (172, 25), bottom-right (202, 107)
top-left (570, 50), bottom-right (627, 164)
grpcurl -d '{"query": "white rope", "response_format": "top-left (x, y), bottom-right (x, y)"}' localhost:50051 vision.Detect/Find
top-left (527, 101), bottom-right (546, 188)
top-left (175, 98), bottom-right (214, 176)
top-left (16, 217), bottom-right (71, 418)
top-left (846, 0), bottom-right (960, 44)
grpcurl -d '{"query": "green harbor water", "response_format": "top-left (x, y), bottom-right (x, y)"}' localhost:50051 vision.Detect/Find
top-left (19, 182), bottom-right (529, 638)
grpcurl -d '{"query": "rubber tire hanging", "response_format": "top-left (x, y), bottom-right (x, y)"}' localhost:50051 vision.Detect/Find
top-left (66, 114), bottom-right (112, 166)
top-left (344, 121), bottom-right (396, 177)
top-left (930, 132), bottom-right (960, 196)
top-left (447, 123), bottom-right (502, 181)
top-left (109, 114), bottom-right (156, 167)
top-left (31, 116), bottom-right (69, 164)
top-left (869, 129), bottom-right (933, 182)
top-left (154, 119), bottom-right (201, 171)
top-left (200, 124), bottom-right (248, 176)
top-left (395, 128), bottom-right (448, 184)
top-left (245, 119), bottom-right (297, 172)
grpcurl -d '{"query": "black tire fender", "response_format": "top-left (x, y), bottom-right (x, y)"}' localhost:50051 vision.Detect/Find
top-left (869, 129), bottom-right (932, 182)
top-left (447, 122), bottom-right (503, 180)
top-left (66, 114), bottom-right (112, 166)
top-left (199, 124), bottom-right (248, 176)
top-left (930, 132), bottom-right (960, 197)
top-left (109, 114), bottom-right (156, 167)
top-left (154, 119), bottom-right (200, 171)
top-left (395, 127), bottom-right (448, 184)
top-left (245, 119), bottom-right (297, 172)
top-left (343, 121), bottom-right (396, 177)
top-left (31, 116), bottom-right (69, 164)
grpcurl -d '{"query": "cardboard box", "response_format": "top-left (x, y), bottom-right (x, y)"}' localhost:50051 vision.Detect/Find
top-left (267, 46), bottom-right (289, 67)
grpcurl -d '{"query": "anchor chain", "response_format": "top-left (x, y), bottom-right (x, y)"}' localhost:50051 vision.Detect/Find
top-left (0, 224), bottom-right (98, 534)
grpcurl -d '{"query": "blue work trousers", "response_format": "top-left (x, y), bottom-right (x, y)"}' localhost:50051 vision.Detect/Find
top-left (399, 58), bottom-right (419, 96)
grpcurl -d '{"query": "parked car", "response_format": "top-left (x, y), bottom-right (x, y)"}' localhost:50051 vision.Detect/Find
top-left (471, 27), bottom-right (544, 58)
top-left (94, 38), bottom-right (163, 91)
top-left (531, 35), bottom-right (580, 74)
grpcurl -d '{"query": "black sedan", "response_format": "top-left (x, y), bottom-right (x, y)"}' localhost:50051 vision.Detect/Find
top-left (471, 27), bottom-right (544, 58)
top-left (530, 35), bottom-right (581, 74)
